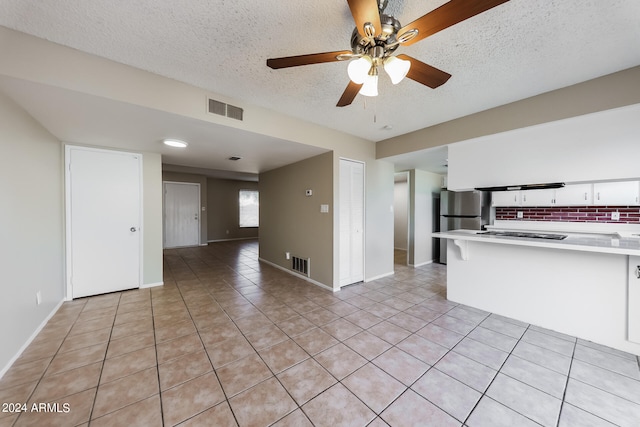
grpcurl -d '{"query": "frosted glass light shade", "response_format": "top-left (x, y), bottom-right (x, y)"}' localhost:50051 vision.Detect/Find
top-left (347, 56), bottom-right (372, 84)
top-left (384, 56), bottom-right (411, 84)
top-left (359, 74), bottom-right (378, 97)
top-left (163, 139), bottom-right (188, 148)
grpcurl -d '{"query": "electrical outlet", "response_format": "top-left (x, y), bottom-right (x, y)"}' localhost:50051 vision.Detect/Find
top-left (285, 252), bottom-right (290, 260)
top-left (612, 211), bottom-right (620, 221)
top-left (517, 211), bottom-right (523, 219)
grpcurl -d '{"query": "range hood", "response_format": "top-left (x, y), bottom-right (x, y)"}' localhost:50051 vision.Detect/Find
top-left (474, 182), bottom-right (565, 192)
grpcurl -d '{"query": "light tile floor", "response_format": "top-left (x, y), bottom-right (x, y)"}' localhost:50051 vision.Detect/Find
top-left (1, 242), bottom-right (639, 426)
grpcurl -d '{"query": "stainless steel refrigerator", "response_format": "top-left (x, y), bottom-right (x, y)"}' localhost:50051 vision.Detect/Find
top-left (439, 190), bottom-right (489, 264)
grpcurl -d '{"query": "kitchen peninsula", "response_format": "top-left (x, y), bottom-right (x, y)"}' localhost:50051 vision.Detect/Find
top-left (434, 225), bottom-right (640, 356)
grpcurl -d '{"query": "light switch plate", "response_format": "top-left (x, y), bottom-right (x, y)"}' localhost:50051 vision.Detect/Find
top-left (320, 204), bottom-right (329, 213)
top-left (305, 189), bottom-right (313, 196)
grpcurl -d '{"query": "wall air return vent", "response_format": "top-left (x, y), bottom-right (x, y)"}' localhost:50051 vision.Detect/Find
top-left (208, 98), bottom-right (244, 121)
top-left (292, 256), bottom-right (310, 277)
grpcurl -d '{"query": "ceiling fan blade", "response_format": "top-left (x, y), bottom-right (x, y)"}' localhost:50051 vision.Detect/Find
top-left (267, 50), bottom-right (354, 69)
top-left (337, 81), bottom-right (363, 107)
top-left (347, 0), bottom-right (382, 38)
top-left (397, 0), bottom-right (510, 46)
top-left (396, 54), bottom-right (451, 89)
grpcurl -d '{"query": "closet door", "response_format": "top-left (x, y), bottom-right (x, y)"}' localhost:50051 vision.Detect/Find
top-left (66, 146), bottom-right (142, 298)
top-left (339, 159), bottom-right (364, 287)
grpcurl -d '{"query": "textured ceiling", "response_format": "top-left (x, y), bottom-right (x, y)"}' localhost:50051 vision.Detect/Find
top-left (0, 0), bottom-right (639, 150)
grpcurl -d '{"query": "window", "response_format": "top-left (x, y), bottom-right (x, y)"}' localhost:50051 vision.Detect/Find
top-left (239, 190), bottom-right (259, 227)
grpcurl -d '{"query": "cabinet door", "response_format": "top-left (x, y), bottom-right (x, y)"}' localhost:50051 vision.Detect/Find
top-left (555, 184), bottom-right (593, 206)
top-left (593, 181), bottom-right (640, 205)
top-left (491, 191), bottom-right (520, 207)
top-left (629, 256), bottom-right (640, 344)
top-left (521, 189), bottom-right (555, 206)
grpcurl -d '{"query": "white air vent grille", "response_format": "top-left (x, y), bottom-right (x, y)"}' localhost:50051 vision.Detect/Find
top-left (292, 256), bottom-right (310, 277)
top-left (208, 98), bottom-right (243, 121)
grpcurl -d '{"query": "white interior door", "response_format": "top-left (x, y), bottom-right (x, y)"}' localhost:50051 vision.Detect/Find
top-left (339, 159), bottom-right (365, 287)
top-left (66, 146), bottom-right (142, 299)
top-left (163, 182), bottom-right (200, 248)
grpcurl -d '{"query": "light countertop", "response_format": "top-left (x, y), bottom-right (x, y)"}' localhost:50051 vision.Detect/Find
top-left (433, 229), bottom-right (640, 256)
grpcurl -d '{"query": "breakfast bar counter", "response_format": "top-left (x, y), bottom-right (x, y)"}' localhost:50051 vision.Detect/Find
top-left (434, 229), bottom-right (640, 356)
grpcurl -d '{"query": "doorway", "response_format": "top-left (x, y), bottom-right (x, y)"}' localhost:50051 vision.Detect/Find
top-left (66, 146), bottom-right (142, 299)
top-left (394, 172), bottom-right (410, 266)
top-left (339, 159), bottom-right (365, 287)
top-left (163, 182), bottom-right (201, 248)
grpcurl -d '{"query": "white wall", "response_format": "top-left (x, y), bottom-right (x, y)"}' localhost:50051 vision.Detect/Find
top-left (394, 179), bottom-right (408, 250)
top-left (448, 104), bottom-right (640, 190)
top-left (409, 170), bottom-right (443, 267)
top-left (363, 159), bottom-right (395, 282)
top-left (0, 91), bottom-right (65, 376)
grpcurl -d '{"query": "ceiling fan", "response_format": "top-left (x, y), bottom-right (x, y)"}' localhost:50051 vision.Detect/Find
top-left (266, 0), bottom-right (510, 107)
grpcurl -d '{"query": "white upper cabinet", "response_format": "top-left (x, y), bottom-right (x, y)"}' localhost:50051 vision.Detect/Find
top-left (554, 184), bottom-right (593, 206)
top-left (593, 181), bottom-right (640, 206)
top-left (521, 189), bottom-right (555, 206)
top-left (492, 191), bottom-right (521, 207)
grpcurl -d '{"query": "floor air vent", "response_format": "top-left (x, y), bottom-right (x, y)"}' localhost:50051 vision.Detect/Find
top-left (292, 256), bottom-right (310, 277)
top-left (208, 98), bottom-right (243, 121)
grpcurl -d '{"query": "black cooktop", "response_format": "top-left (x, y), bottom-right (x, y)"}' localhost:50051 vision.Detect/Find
top-left (478, 231), bottom-right (567, 240)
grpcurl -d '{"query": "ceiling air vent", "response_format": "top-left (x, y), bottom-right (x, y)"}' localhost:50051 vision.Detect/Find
top-left (208, 98), bottom-right (244, 121)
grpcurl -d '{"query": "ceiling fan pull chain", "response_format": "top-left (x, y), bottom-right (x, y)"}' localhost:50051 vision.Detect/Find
top-left (374, 96), bottom-right (377, 123)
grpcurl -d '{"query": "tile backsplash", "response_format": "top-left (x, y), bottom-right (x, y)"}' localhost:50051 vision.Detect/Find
top-left (496, 206), bottom-right (640, 224)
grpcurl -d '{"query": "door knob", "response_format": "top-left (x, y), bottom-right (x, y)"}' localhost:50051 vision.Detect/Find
top-left (130, 227), bottom-right (137, 232)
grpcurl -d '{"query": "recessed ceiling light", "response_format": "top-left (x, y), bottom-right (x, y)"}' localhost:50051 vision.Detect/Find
top-left (163, 139), bottom-right (188, 148)
top-left (228, 156), bottom-right (242, 161)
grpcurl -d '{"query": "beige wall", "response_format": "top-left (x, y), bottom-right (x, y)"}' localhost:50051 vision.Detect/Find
top-left (207, 178), bottom-right (259, 242)
top-left (162, 172), bottom-right (208, 245)
top-left (0, 91), bottom-right (65, 375)
top-left (141, 153), bottom-right (163, 285)
top-left (260, 152), bottom-right (334, 288)
top-left (377, 66), bottom-right (640, 159)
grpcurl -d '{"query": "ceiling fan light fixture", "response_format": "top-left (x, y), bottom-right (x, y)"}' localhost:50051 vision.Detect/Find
top-left (347, 56), bottom-right (372, 84)
top-left (384, 56), bottom-right (411, 84)
top-left (359, 74), bottom-right (378, 97)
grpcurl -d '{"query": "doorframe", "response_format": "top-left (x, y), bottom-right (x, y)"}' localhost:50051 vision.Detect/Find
top-left (338, 157), bottom-right (366, 288)
top-left (64, 145), bottom-right (144, 300)
top-left (162, 181), bottom-right (201, 248)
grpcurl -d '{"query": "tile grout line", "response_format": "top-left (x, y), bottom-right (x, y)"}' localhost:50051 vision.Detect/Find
top-left (555, 340), bottom-right (577, 427)
top-left (148, 283), bottom-right (165, 427)
top-left (86, 292), bottom-right (122, 426)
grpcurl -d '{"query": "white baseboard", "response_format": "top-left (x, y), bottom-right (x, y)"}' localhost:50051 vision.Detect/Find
top-left (365, 271), bottom-right (395, 282)
top-left (0, 299), bottom-right (64, 380)
top-left (409, 260), bottom-right (434, 268)
top-left (140, 281), bottom-right (164, 289)
top-left (208, 237), bottom-right (258, 243)
top-left (258, 258), bottom-right (335, 292)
